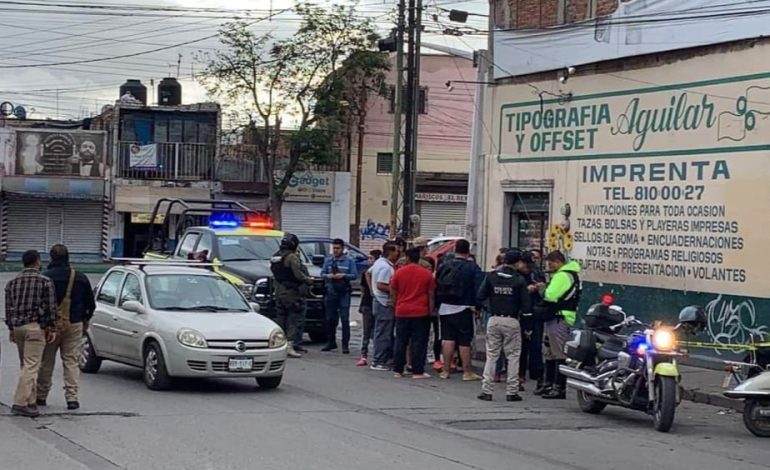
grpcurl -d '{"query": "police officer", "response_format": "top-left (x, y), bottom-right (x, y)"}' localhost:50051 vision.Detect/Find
top-left (535, 250), bottom-right (582, 399)
top-left (477, 250), bottom-right (531, 402)
top-left (270, 233), bottom-right (313, 358)
top-left (516, 250), bottom-right (546, 394)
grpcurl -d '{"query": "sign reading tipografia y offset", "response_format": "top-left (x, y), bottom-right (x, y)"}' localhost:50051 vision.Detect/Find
top-left (496, 73), bottom-right (770, 299)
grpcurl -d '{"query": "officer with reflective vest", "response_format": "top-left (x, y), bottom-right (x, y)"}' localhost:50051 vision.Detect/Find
top-left (270, 233), bottom-right (313, 358)
top-left (534, 250), bottom-right (581, 399)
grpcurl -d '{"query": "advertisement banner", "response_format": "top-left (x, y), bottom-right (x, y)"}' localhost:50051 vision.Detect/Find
top-left (282, 171), bottom-right (334, 202)
top-left (15, 129), bottom-right (107, 177)
top-left (129, 144), bottom-right (158, 169)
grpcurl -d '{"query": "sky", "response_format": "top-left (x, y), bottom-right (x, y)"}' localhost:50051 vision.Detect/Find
top-left (0, 0), bottom-right (488, 121)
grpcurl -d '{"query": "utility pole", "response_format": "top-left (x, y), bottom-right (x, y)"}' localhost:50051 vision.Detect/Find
top-left (401, 0), bottom-right (417, 238)
top-left (353, 87), bottom-right (367, 245)
top-left (464, 49), bottom-right (488, 255)
top-left (389, 0), bottom-right (406, 238)
top-left (408, 0), bottom-right (422, 238)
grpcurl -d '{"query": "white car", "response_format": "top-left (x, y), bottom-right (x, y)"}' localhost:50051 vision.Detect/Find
top-left (81, 263), bottom-right (288, 390)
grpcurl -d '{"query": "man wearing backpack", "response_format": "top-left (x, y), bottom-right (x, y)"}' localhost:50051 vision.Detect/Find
top-left (535, 250), bottom-right (581, 400)
top-left (37, 244), bottom-right (96, 410)
top-left (435, 239), bottom-right (484, 381)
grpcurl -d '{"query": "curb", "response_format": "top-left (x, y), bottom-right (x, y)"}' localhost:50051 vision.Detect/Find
top-left (680, 387), bottom-right (744, 412)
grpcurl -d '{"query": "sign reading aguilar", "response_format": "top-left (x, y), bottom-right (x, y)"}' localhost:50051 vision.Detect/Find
top-left (496, 73), bottom-right (770, 299)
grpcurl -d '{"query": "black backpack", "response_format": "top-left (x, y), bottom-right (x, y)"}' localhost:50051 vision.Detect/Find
top-left (436, 258), bottom-right (468, 304)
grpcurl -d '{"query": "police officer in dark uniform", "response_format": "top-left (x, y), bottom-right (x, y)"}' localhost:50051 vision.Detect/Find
top-left (270, 233), bottom-right (313, 358)
top-left (477, 250), bottom-right (531, 402)
top-left (517, 250), bottom-right (547, 393)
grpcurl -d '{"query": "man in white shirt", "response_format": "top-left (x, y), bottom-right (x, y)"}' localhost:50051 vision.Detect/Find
top-left (368, 242), bottom-right (400, 371)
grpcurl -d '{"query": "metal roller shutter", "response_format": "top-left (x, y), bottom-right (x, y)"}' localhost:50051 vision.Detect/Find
top-left (7, 200), bottom-right (47, 255)
top-left (281, 202), bottom-right (331, 238)
top-left (418, 201), bottom-right (467, 238)
top-left (6, 199), bottom-right (103, 257)
top-left (63, 202), bottom-right (103, 255)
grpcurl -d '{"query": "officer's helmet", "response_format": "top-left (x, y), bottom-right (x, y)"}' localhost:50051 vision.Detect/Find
top-left (280, 232), bottom-right (300, 251)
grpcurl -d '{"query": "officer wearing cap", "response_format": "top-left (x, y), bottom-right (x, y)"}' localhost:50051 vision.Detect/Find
top-left (396, 237), bottom-right (433, 270)
top-left (270, 233), bottom-right (313, 358)
top-left (476, 249), bottom-right (531, 402)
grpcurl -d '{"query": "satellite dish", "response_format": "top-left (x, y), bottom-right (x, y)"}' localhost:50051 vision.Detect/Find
top-left (13, 106), bottom-right (26, 120)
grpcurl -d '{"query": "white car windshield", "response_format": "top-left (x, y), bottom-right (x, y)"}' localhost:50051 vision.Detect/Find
top-left (146, 274), bottom-right (251, 312)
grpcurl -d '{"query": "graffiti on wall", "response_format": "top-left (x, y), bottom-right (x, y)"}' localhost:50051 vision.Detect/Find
top-left (360, 219), bottom-right (391, 241)
top-left (705, 294), bottom-right (768, 355)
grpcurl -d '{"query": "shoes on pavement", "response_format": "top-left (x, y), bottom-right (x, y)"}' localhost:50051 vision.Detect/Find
top-left (518, 383), bottom-right (526, 392)
top-left (534, 383), bottom-right (551, 396)
top-left (462, 373), bottom-right (482, 382)
top-left (356, 357), bottom-right (368, 366)
top-left (294, 345), bottom-right (309, 353)
top-left (12, 405), bottom-right (40, 417)
top-left (477, 393), bottom-right (493, 401)
top-left (413, 373), bottom-right (431, 379)
top-left (67, 401), bottom-right (80, 410)
top-left (342, 347), bottom-right (350, 355)
top-left (321, 344), bottom-right (338, 352)
top-left (439, 371), bottom-right (450, 380)
top-left (433, 360), bottom-right (443, 371)
top-left (35, 399), bottom-right (47, 407)
top-left (542, 388), bottom-right (566, 400)
top-left (370, 364), bottom-right (390, 371)
top-left (287, 343), bottom-right (302, 358)
top-left (507, 394), bottom-right (523, 402)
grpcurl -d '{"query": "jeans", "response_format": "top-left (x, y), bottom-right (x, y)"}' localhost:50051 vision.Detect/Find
top-left (360, 306), bottom-right (374, 357)
top-left (393, 316), bottom-right (431, 374)
top-left (372, 300), bottom-right (394, 365)
top-left (325, 291), bottom-right (351, 347)
top-left (518, 317), bottom-right (544, 381)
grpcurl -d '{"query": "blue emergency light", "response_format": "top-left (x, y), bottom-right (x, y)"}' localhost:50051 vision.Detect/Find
top-left (209, 212), bottom-right (240, 228)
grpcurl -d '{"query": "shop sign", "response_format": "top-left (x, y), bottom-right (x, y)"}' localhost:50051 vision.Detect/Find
top-left (2, 176), bottom-right (104, 200)
top-left (415, 192), bottom-right (468, 203)
top-left (282, 171), bottom-right (334, 202)
top-left (131, 213), bottom-right (165, 224)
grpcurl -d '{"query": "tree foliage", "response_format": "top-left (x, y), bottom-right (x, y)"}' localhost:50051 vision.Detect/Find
top-left (198, 2), bottom-right (386, 226)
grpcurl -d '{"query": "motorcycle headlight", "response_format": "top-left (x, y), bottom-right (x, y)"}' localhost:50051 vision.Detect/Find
top-left (177, 328), bottom-right (207, 348)
top-left (269, 329), bottom-right (287, 349)
top-left (652, 329), bottom-right (676, 351)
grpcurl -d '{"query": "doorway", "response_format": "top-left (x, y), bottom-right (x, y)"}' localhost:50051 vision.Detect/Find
top-left (506, 192), bottom-right (550, 255)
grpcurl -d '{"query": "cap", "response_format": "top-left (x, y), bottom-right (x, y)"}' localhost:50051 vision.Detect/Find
top-left (504, 249), bottom-right (524, 265)
top-left (413, 236), bottom-right (429, 248)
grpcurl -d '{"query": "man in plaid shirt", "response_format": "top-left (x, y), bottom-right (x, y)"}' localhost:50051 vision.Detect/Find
top-left (5, 250), bottom-right (57, 417)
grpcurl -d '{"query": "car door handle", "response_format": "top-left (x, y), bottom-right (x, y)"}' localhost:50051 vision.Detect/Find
top-left (112, 316), bottom-right (119, 321)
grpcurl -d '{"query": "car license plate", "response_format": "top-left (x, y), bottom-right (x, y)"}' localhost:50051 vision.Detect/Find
top-left (228, 357), bottom-right (253, 372)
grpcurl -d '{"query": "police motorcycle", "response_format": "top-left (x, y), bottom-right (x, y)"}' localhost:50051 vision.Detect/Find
top-left (722, 334), bottom-right (770, 437)
top-left (560, 294), bottom-right (707, 432)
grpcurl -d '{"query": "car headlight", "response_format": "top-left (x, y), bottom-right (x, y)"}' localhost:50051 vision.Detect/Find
top-left (652, 329), bottom-right (675, 351)
top-left (269, 329), bottom-right (287, 349)
top-left (177, 328), bottom-right (207, 348)
top-left (238, 282), bottom-right (255, 299)
top-left (254, 278), bottom-right (269, 300)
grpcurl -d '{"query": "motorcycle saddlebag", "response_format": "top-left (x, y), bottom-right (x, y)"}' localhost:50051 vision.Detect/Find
top-left (565, 329), bottom-right (595, 363)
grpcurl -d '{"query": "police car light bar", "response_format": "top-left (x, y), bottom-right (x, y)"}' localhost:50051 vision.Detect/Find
top-left (111, 258), bottom-right (217, 267)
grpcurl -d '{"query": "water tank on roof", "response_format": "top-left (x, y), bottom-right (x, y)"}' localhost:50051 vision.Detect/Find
top-left (119, 79), bottom-right (147, 105)
top-left (158, 77), bottom-right (182, 106)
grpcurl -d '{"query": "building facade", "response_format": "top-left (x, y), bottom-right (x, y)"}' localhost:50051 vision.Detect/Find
top-left (355, 54), bottom-right (476, 251)
top-left (482, 0), bottom-right (770, 358)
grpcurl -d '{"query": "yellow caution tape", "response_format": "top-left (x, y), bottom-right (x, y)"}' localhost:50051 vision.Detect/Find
top-left (677, 340), bottom-right (770, 352)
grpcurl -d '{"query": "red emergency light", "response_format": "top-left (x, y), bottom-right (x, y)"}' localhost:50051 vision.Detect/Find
top-left (246, 215), bottom-right (274, 229)
top-left (601, 293), bottom-right (615, 306)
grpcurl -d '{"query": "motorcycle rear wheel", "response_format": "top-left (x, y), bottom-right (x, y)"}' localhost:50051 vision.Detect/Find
top-left (576, 390), bottom-right (607, 414)
top-left (743, 400), bottom-right (770, 437)
top-left (652, 376), bottom-right (677, 432)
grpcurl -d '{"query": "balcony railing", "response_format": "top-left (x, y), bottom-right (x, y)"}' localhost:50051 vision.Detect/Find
top-left (216, 144), bottom-right (268, 182)
top-left (117, 142), bottom-right (215, 181)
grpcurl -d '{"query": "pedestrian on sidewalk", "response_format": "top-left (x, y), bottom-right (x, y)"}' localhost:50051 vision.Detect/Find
top-left (5, 250), bottom-right (57, 417)
top-left (37, 244), bottom-right (96, 411)
top-left (369, 242), bottom-right (399, 371)
top-left (357, 249), bottom-right (380, 366)
top-left (534, 251), bottom-right (581, 400)
top-left (435, 239), bottom-right (484, 381)
top-left (391, 247), bottom-right (436, 379)
top-left (477, 250), bottom-right (531, 402)
top-left (516, 250), bottom-right (547, 393)
top-left (321, 239), bottom-right (358, 354)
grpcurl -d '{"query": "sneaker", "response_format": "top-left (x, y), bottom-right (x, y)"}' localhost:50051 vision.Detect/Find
top-left (477, 393), bottom-right (493, 401)
top-left (542, 388), bottom-right (566, 400)
top-left (462, 373), bottom-right (482, 382)
top-left (67, 401), bottom-right (80, 410)
top-left (506, 394), bottom-right (523, 402)
top-left (439, 371), bottom-right (450, 380)
top-left (356, 357), bottom-right (368, 366)
top-left (393, 372), bottom-right (404, 379)
top-left (533, 383), bottom-right (551, 396)
top-left (321, 344), bottom-right (338, 352)
top-left (413, 373), bottom-right (431, 379)
top-left (294, 345), bottom-right (309, 353)
top-left (12, 405), bottom-right (40, 417)
top-left (370, 364), bottom-right (390, 371)
top-left (432, 360), bottom-right (443, 371)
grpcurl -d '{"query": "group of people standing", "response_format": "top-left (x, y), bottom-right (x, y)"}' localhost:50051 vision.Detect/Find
top-left (4, 245), bottom-right (95, 417)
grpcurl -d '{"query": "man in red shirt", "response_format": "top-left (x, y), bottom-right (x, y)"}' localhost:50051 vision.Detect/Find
top-left (390, 247), bottom-right (435, 379)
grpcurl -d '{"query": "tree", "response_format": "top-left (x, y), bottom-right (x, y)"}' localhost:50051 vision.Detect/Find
top-left (198, 2), bottom-right (384, 228)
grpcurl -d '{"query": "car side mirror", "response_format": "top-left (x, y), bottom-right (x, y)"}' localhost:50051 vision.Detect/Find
top-left (312, 254), bottom-right (325, 267)
top-left (249, 302), bottom-right (260, 313)
top-left (122, 300), bottom-right (146, 314)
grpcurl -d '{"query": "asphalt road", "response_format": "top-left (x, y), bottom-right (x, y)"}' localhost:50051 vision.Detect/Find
top-left (0, 272), bottom-right (768, 470)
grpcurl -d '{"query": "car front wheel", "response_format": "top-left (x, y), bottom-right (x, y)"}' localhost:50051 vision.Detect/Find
top-left (256, 376), bottom-right (282, 390)
top-left (144, 342), bottom-right (172, 391)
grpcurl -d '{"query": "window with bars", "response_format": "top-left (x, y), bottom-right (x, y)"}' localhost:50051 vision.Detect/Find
top-left (388, 86), bottom-right (428, 114)
top-left (376, 152), bottom-right (394, 174)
